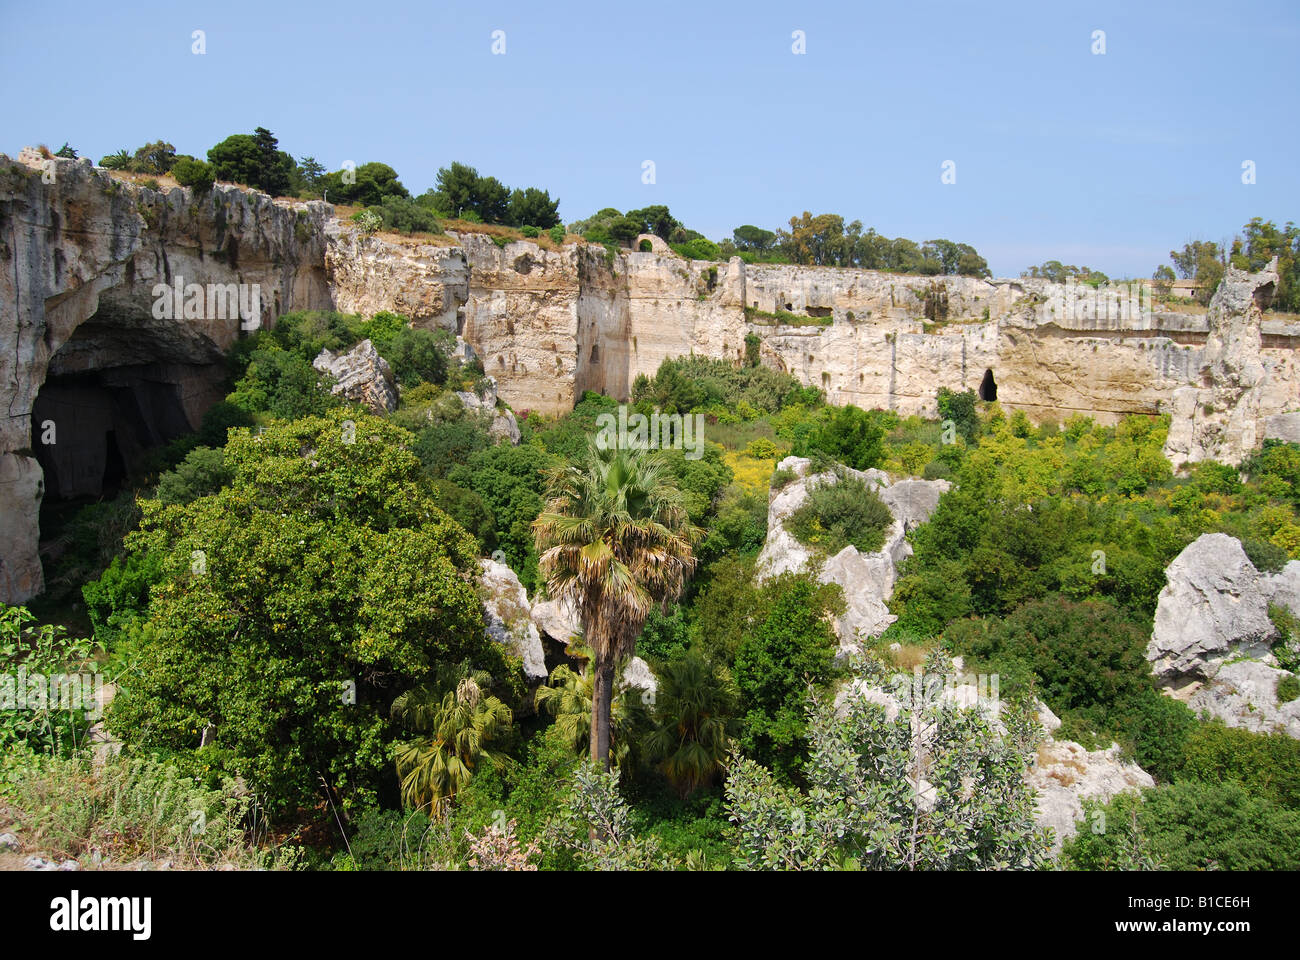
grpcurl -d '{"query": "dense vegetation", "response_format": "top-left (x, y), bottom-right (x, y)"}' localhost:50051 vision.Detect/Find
top-left (6, 300), bottom-right (1300, 871)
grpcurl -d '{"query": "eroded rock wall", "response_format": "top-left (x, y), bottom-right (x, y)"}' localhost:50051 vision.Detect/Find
top-left (0, 151), bottom-right (332, 601)
top-left (5, 150), bottom-right (1298, 604)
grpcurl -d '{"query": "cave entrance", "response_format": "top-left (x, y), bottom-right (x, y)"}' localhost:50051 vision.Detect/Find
top-left (979, 369), bottom-right (997, 402)
top-left (32, 370), bottom-right (197, 502)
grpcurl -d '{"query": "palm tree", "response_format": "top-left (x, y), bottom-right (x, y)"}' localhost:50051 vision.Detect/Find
top-left (391, 668), bottom-right (512, 816)
top-left (644, 651), bottom-right (738, 797)
top-left (533, 440), bottom-right (699, 770)
top-left (534, 650), bottom-right (650, 765)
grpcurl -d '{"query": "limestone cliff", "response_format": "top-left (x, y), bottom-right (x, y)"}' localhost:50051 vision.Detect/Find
top-left (3, 149), bottom-right (1298, 604)
top-left (0, 151), bottom-right (331, 600)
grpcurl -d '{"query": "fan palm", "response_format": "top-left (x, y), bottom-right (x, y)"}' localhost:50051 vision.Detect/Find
top-left (533, 440), bottom-right (699, 769)
top-left (643, 651), bottom-right (739, 797)
top-left (534, 651), bottom-right (649, 765)
top-left (391, 669), bottom-right (512, 816)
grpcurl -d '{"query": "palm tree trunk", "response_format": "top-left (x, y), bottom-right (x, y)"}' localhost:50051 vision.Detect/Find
top-left (591, 657), bottom-right (615, 771)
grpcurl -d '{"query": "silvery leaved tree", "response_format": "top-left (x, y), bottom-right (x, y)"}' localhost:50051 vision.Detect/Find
top-left (725, 651), bottom-right (1053, 870)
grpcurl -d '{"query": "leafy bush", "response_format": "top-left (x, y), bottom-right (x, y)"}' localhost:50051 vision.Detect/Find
top-left (1179, 721), bottom-right (1300, 808)
top-left (154, 446), bottom-right (232, 505)
top-left (106, 413), bottom-right (505, 817)
top-left (171, 156), bottom-right (215, 192)
top-left (0, 606), bottom-right (101, 755)
top-left (786, 474), bottom-right (893, 555)
top-left (727, 652), bottom-right (1050, 870)
top-left (1064, 781), bottom-right (1300, 871)
top-left (379, 327), bottom-right (450, 386)
top-left (734, 573), bottom-right (842, 782)
top-left (796, 404), bottom-right (885, 471)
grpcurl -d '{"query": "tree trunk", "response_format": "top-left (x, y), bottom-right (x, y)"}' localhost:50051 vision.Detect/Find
top-left (590, 656), bottom-right (615, 771)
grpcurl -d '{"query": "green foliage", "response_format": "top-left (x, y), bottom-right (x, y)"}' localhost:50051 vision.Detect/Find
top-left (226, 344), bottom-right (338, 419)
top-left (449, 442), bottom-right (555, 587)
top-left (671, 237), bottom-right (722, 261)
top-left (637, 604), bottom-right (691, 664)
top-left (937, 387), bottom-right (980, 443)
top-left (366, 194), bottom-right (441, 234)
top-left (106, 412), bottom-right (505, 816)
top-left (549, 224), bottom-right (565, 245)
top-left (154, 446), bottom-right (232, 505)
top-left (0, 606), bottom-right (101, 755)
top-left (547, 761), bottom-right (676, 870)
top-left (786, 473), bottom-right (893, 555)
top-left (207, 127), bottom-right (294, 196)
top-left (632, 354), bottom-right (818, 418)
top-left (320, 161), bottom-right (409, 207)
top-left (733, 573), bottom-right (843, 782)
top-left (727, 652), bottom-right (1050, 869)
top-left (0, 745), bottom-right (296, 868)
top-left (378, 327), bottom-right (450, 386)
top-left (1179, 722), bottom-right (1300, 809)
top-left (171, 156), bottom-right (216, 192)
top-left (391, 667), bottom-right (513, 815)
top-left (643, 651), bottom-right (739, 796)
top-left (796, 404), bottom-right (886, 471)
top-left (1064, 781), bottom-right (1300, 871)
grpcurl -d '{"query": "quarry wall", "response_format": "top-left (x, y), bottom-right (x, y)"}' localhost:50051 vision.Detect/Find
top-left (2, 151), bottom-right (1297, 603)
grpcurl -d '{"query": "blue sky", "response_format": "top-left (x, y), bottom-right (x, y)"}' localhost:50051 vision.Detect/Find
top-left (2, 0), bottom-right (1295, 278)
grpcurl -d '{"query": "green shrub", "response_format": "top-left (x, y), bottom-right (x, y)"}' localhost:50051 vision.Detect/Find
top-left (734, 573), bottom-right (843, 782)
top-left (786, 474), bottom-right (893, 555)
top-left (154, 446), bottom-right (232, 505)
top-left (520, 225), bottom-right (539, 238)
top-left (1279, 674), bottom-right (1300, 703)
top-left (1180, 721), bottom-right (1300, 808)
top-left (549, 224), bottom-right (565, 245)
top-left (770, 467), bottom-right (797, 491)
top-left (0, 606), bottom-right (101, 755)
top-left (1064, 781), bottom-right (1300, 871)
top-left (171, 156), bottom-right (216, 193)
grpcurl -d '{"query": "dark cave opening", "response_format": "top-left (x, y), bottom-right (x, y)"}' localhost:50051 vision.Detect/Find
top-left (32, 370), bottom-right (197, 502)
top-left (979, 368), bottom-right (998, 402)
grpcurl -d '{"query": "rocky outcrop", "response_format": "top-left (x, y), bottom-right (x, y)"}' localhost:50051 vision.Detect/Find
top-left (312, 339), bottom-right (398, 413)
top-left (455, 377), bottom-right (519, 445)
top-left (1029, 735), bottom-right (1155, 851)
top-left (325, 225), bottom-right (467, 331)
top-left (1163, 259), bottom-right (1287, 467)
top-left (477, 559), bottom-right (547, 680)
top-left (756, 456), bottom-right (949, 650)
top-left (1147, 533), bottom-right (1300, 739)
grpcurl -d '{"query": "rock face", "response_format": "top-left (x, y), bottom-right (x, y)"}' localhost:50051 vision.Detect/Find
top-left (4, 148), bottom-right (1299, 604)
top-left (455, 377), bottom-right (520, 445)
top-left (477, 559), bottom-right (547, 680)
top-left (1163, 259), bottom-right (1290, 467)
top-left (1147, 533), bottom-right (1300, 739)
top-left (312, 339), bottom-right (398, 413)
top-left (756, 456), bottom-right (949, 650)
top-left (0, 151), bottom-right (332, 602)
top-left (1029, 737), bottom-right (1155, 852)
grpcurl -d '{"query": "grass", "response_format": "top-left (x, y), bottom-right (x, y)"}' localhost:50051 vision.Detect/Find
top-left (745, 306), bottom-right (833, 328)
top-left (0, 746), bottom-right (299, 869)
